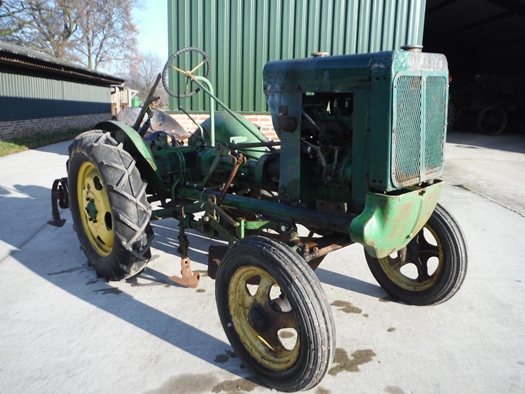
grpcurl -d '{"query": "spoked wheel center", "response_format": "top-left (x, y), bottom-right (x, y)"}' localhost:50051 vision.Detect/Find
top-left (229, 265), bottom-right (300, 370)
top-left (248, 306), bottom-right (268, 331)
top-left (380, 225), bottom-right (444, 291)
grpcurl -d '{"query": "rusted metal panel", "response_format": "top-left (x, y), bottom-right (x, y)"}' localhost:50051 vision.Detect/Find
top-left (167, 0), bottom-right (427, 113)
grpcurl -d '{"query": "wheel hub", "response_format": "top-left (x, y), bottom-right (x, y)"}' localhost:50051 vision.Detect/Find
top-left (248, 307), bottom-right (267, 331)
top-left (77, 161), bottom-right (114, 256)
top-left (85, 200), bottom-right (97, 221)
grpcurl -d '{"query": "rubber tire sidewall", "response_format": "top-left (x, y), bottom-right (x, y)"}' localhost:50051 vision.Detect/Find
top-left (68, 131), bottom-right (153, 281)
top-left (215, 235), bottom-right (335, 392)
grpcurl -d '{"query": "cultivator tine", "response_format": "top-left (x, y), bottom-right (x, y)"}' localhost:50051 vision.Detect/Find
top-left (169, 257), bottom-right (200, 288)
top-left (48, 177), bottom-right (69, 227)
top-left (169, 207), bottom-right (200, 288)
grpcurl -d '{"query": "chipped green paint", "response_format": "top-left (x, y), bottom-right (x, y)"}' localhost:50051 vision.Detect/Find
top-left (350, 181), bottom-right (442, 258)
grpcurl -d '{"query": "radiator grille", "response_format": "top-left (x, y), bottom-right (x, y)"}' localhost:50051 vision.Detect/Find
top-left (425, 76), bottom-right (447, 174)
top-left (392, 73), bottom-right (447, 186)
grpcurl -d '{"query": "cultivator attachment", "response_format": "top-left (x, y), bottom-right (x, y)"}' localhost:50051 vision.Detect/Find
top-left (168, 257), bottom-right (200, 288)
top-left (168, 209), bottom-right (200, 288)
top-left (49, 177), bottom-right (69, 227)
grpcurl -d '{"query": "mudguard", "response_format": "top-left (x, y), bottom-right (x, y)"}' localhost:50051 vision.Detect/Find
top-left (350, 181), bottom-right (442, 258)
top-left (95, 120), bottom-right (164, 188)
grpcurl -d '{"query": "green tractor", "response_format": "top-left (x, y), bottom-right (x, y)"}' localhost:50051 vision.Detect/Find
top-left (51, 46), bottom-right (467, 392)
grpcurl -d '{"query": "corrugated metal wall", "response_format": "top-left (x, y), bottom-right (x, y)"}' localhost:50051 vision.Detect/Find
top-left (167, 0), bottom-right (426, 112)
top-left (0, 71), bottom-right (111, 121)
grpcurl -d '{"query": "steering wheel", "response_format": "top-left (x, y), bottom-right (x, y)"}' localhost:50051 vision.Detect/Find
top-left (162, 47), bottom-right (211, 98)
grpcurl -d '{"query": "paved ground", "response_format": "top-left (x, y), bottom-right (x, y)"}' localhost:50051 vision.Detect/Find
top-left (0, 131), bottom-right (524, 394)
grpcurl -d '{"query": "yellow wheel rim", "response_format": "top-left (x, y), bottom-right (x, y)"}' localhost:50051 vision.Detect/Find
top-left (228, 266), bottom-right (300, 370)
top-left (378, 224), bottom-right (444, 291)
top-left (77, 162), bottom-right (114, 256)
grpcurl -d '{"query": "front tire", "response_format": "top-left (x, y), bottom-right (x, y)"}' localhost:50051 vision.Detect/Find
top-left (215, 236), bottom-right (335, 392)
top-left (365, 204), bottom-right (467, 305)
top-left (68, 131), bottom-right (153, 280)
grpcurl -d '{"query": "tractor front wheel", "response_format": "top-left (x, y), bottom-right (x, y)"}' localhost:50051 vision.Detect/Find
top-left (215, 236), bottom-right (335, 392)
top-left (68, 131), bottom-right (153, 281)
top-left (365, 204), bottom-right (467, 306)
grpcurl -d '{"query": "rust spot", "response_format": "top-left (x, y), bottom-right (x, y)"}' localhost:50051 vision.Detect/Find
top-left (328, 348), bottom-right (376, 376)
top-left (214, 349), bottom-right (238, 365)
top-left (385, 385), bottom-right (406, 394)
top-left (214, 354), bottom-right (229, 363)
top-left (148, 373), bottom-right (218, 393)
top-left (379, 296), bottom-right (397, 303)
top-left (387, 327), bottom-right (396, 332)
top-left (212, 377), bottom-right (259, 393)
top-left (331, 300), bottom-right (362, 314)
top-left (315, 386), bottom-right (331, 394)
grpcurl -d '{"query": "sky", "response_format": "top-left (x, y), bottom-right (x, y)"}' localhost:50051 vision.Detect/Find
top-left (133, 0), bottom-right (169, 61)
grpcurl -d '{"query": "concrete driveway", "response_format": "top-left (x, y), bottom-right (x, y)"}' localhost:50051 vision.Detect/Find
top-left (0, 131), bottom-right (524, 393)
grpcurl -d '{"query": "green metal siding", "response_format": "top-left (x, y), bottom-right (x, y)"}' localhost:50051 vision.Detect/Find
top-left (0, 71), bottom-right (111, 121)
top-left (167, 0), bottom-right (426, 112)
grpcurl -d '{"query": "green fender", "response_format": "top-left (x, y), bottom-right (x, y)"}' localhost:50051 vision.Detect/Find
top-left (350, 181), bottom-right (442, 258)
top-left (95, 120), bottom-right (164, 188)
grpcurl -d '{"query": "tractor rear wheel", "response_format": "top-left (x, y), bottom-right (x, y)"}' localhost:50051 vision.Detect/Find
top-left (365, 204), bottom-right (467, 305)
top-left (215, 236), bottom-right (335, 392)
top-left (68, 131), bottom-right (153, 281)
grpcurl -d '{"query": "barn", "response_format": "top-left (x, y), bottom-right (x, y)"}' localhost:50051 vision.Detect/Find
top-left (166, 0), bottom-right (525, 135)
top-left (0, 41), bottom-right (124, 140)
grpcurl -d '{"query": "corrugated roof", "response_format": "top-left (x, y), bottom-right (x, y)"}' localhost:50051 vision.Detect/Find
top-left (0, 41), bottom-right (124, 86)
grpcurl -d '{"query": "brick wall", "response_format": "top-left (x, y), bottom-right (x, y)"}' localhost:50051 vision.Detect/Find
top-left (0, 113), bottom-right (112, 141)
top-left (0, 112), bottom-right (278, 142)
top-left (171, 113), bottom-right (278, 141)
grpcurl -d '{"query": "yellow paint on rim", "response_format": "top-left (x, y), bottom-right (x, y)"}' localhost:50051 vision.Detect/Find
top-left (228, 265), bottom-right (300, 370)
top-left (378, 224), bottom-right (444, 291)
top-left (77, 161), bottom-right (114, 256)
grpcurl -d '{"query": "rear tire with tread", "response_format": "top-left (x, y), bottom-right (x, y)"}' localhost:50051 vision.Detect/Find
top-left (68, 131), bottom-right (153, 281)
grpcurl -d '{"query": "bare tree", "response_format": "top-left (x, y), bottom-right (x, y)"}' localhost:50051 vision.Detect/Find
top-left (0, 0), bottom-right (80, 59)
top-left (72, 0), bottom-right (139, 72)
top-left (0, 1), bottom-right (26, 38)
top-left (0, 0), bottom-right (141, 71)
top-left (126, 51), bottom-right (168, 106)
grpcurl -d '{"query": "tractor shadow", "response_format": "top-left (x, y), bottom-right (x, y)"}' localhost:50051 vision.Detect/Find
top-left (1, 177), bottom-right (387, 391)
top-left (149, 218), bottom-right (386, 300)
top-left (4, 207), bottom-right (254, 385)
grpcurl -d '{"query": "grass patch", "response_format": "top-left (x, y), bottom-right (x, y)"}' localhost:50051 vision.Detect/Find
top-left (0, 129), bottom-right (84, 157)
